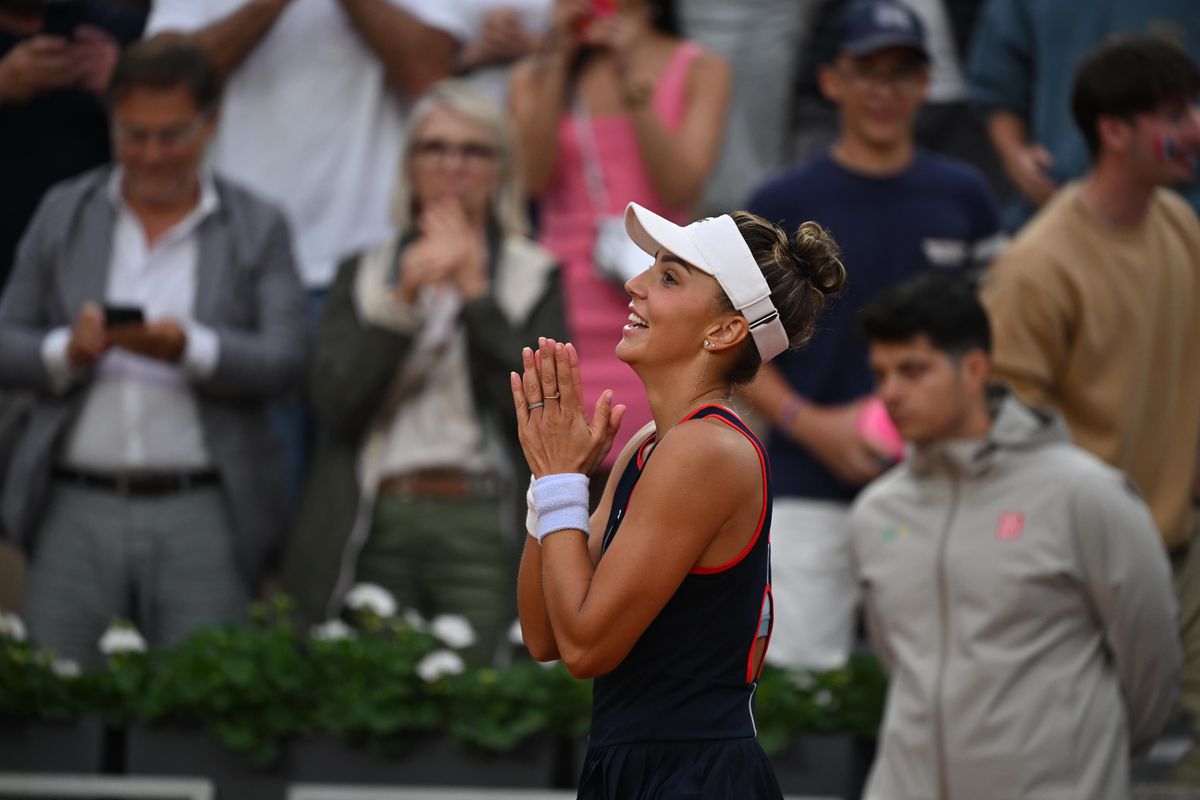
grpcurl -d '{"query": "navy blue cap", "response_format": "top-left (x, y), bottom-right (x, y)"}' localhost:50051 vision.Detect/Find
top-left (837, 0), bottom-right (929, 61)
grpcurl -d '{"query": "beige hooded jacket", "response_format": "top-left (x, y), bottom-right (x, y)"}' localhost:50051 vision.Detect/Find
top-left (850, 390), bottom-right (1181, 800)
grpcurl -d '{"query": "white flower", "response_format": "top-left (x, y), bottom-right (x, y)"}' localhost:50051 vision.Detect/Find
top-left (430, 614), bottom-right (476, 649)
top-left (789, 671), bottom-right (815, 691)
top-left (507, 618), bottom-right (524, 647)
top-left (416, 649), bottom-right (465, 682)
top-left (0, 612), bottom-right (26, 642)
top-left (310, 619), bottom-right (356, 641)
top-left (98, 623), bottom-right (147, 656)
top-left (814, 689), bottom-right (834, 708)
top-left (51, 658), bottom-right (81, 679)
top-left (402, 608), bottom-right (428, 631)
top-left (343, 583), bottom-right (397, 618)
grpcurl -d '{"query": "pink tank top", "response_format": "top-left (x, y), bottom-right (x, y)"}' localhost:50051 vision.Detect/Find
top-left (539, 42), bottom-right (703, 466)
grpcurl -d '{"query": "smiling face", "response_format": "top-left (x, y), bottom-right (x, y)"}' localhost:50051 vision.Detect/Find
top-left (1120, 100), bottom-right (1200, 187)
top-left (409, 104), bottom-right (500, 226)
top-left (113, 85), bottom-right (215, 211)
top-left (820, 46), bottom-right (928, 152)
top-left (615, 249), bottom-right (735, 370)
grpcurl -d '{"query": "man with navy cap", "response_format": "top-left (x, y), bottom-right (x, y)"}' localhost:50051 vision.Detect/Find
top-left (741, 0), bottom-right (1002, 671)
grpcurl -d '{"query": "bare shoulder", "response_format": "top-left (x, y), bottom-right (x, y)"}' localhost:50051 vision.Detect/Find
top-left (685, 46), bottom-right (731, 89)
top-left (613, 419), bottom-right (658, 469)
top-left (645, 415), bottom-right (759, 496)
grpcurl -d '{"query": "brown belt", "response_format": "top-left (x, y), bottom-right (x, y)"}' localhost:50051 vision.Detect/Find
top-left (53, 468), bottom-right (221, 497)
top-left (378, 469), bottom-right (499, 499)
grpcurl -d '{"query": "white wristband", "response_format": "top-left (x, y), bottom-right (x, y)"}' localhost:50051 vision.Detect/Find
top-left (531, 473), bottom-right (590, 543)
top-left (525, 476), bottom-right (538, 537)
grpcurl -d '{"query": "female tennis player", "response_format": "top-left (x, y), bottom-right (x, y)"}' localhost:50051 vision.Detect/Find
top-left (513, 202), bottom-right (844, 798)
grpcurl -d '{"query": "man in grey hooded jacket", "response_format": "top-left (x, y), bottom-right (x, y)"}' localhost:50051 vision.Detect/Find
top-left (849, 272), bottom-right (1180, 800)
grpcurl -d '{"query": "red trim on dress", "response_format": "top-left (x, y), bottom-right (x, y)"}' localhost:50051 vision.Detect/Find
top-left (635, 432), bottom-right (657, 470)
top-left (745, 582), bottom-right (774, 684)
top-left (685, 406), bottom-right (769, 575)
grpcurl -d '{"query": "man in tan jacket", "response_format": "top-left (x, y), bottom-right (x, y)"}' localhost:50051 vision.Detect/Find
top-left (981, 35), bottom-right (1200, 780)
top-left (851, 273), bottom-right (1179, 800)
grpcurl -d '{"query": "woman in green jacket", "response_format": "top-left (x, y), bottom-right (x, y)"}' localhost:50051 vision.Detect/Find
top-left (281, 80), bottom-right (567, 662)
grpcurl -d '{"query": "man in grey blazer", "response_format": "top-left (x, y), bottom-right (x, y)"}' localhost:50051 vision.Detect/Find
top-left (0, 38), bottom-right (306, 668)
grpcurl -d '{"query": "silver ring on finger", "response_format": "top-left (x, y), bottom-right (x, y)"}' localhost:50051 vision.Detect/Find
top-left (544, 393), bottom-right (561, 400)
top-left (528, 401), bottom-right (545, 410)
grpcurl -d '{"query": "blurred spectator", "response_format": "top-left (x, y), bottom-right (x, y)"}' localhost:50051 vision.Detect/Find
top-left (788, 0), bottom-right (1004, 200)
top-left (0, 0), bottom-right (145, 292)
top-left (144, 0), bottom-right (470, 500)
top-left (981, 35), bottom-right (1200, 780)
top-left (969, 0), bottom-right (1200, 231)
top-left (280, 81), bottom-right (565, 662)
top-left (455, 1), bottom-right (553, 106)
top-left (741, 0), bottom-right (1001, 670)
top-left (853, 273), bottom-right (1180, 800)
top-left (906, 0), bottom-right (1007, 198)
top-left (678, 0), bottom-right (822, 213)
top-left (0, 39), bottom-right (306, 668)
top-left (510, 0), bottom-right (731, 482)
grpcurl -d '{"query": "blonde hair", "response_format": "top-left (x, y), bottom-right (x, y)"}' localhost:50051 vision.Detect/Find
top-left (391, 79), bottom-right (529, 237)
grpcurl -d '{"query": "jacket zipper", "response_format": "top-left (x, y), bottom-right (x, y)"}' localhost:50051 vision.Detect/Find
top-left (932, 473), bottom-right (961, 799)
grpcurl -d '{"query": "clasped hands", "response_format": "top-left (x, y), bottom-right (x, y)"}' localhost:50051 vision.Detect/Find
top-left (396, 200), bottom-right (487, 304)
top-left (510, 337), bottom-right (625, 479)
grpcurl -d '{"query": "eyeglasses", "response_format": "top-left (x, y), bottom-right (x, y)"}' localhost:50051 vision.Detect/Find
top-left (838, 63), bottom-right (926, 93)
top-left (413, 138), bottom-right (497, 165)
top-left (113, 114), bottom-right (211, 149)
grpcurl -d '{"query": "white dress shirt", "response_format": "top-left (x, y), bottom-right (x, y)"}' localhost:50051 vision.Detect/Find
top-left (145, 0), bottom-right (473, 289)
top-left (42, 170), bottom-right (222, 472)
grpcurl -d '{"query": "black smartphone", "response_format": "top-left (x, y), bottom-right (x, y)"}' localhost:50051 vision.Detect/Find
top-left (41, 0), bottom-right (87, 38)
top-left (103, 304), bottom-right (145, 327)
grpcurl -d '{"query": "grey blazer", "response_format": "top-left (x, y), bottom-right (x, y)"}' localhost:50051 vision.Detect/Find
top-left (0, 166), bottom-right (307, 587)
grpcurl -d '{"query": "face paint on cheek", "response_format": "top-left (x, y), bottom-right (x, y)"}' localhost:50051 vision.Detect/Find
top-left (1155, 133), bottom-right (1197, 168)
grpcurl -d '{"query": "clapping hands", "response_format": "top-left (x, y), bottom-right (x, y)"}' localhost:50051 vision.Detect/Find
top-left (396, 200), bottom-right (487, 303)
top-left (511, 338), bottom-right (625, 478)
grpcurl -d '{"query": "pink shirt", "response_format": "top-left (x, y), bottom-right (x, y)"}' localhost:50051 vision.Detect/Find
top-left (538, 42), bottom-right (701, 465)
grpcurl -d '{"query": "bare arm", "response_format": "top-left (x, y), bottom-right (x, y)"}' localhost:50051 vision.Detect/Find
top-left (508, 0), bottom-right (591, 195)
top-left (986, 109), bottom-right (1058, 207)
top-left (165, 0), bottom-right (291, 79)
top-left (337, 0), bottom-right (457, 98)
top-left (741, 363), bottom-right (882, 485)
top-left (516, 354), bottom-right (642, 663)
top-left (537, 421), bottom-right (756, 678)
top-left (509, 50), bottom-right (572, 196)
top-left (624, 50), bottom-right (731, 209)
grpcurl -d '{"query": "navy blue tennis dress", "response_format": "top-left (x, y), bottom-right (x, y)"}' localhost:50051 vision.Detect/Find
top-left (577, 405), bottom-right (783, 799)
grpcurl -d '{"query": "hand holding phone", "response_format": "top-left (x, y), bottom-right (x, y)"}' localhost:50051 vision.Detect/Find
top-left (103, 304), bottom-right (145, 328)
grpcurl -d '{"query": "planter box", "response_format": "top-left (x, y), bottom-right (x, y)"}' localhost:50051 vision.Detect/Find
top-left (769, 734), bottom-right (875, 799)
top-left (291, 733), bottom-right (557, 788)
top-left (0, 717), bottom-right (106, 773)
top-left (125, 724), bottom-right (288, 800)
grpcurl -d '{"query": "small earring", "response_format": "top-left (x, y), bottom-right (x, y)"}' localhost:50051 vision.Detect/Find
top-left (703, 339), bottom-right (711, 348)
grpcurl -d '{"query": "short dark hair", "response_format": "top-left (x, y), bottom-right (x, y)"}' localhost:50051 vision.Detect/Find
top-left (1071, 34), bottom-right (1200, 159)
top-left (107, 37), bottom-right (222, 113)
top-left (858, 272), bottom-right (990, 356)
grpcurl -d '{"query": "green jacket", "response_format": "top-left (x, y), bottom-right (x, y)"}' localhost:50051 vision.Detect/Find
top-left (280, 231), bottom-right (566, 625)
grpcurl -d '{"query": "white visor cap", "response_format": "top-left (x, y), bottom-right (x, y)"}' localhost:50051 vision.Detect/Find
top-left (623, 202), bottom-right (790, 363)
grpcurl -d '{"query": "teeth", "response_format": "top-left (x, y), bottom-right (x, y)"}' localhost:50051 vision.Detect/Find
top-left (627, 312), bottom-right (648, 327)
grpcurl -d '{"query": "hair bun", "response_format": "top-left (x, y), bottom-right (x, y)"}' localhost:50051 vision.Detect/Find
top-left (791, 221), bottom-right (845, 296)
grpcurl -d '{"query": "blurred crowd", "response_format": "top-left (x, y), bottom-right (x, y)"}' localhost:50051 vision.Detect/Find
top-left (0, 0), bottom-right (1198, 791)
